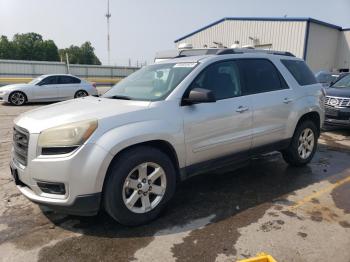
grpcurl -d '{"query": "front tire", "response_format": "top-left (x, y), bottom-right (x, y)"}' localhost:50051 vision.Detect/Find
top-left (9, 91), bottom-right (27, 106)
top-left (104, 146), bottom-right (176, 226)
top-left (282, 120), bottom-right (318, 166)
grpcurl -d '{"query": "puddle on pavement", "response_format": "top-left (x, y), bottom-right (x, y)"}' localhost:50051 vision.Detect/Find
top-left (331, 182), bottom-right (350, 214)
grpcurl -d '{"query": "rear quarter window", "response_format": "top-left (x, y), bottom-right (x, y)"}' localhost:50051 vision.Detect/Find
top-left (281, 60), bottom-right (317, 86)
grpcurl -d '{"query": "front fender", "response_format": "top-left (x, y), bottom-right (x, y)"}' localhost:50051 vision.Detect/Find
top-left (93, 120), bottom-right (185, 191)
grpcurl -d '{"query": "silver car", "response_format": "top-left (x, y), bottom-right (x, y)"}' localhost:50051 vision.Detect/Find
top-left (0, 74), bottom-right (98, 105)
top-left (10, 49), bottom-right (324, 225)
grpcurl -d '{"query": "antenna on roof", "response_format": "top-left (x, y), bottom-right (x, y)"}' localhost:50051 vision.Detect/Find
top-left (106, 0), bottom-right (112, 65)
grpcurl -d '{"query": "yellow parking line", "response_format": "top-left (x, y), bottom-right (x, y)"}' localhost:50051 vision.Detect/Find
top-left (289, 175), bottom-right (350, 210)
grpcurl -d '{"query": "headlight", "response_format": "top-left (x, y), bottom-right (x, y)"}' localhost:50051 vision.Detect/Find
top-left (38, 119), bottom-right (98, 153)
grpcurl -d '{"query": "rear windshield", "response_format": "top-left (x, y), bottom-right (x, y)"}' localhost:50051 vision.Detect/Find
top-left (281, 60), bottom-right (317, 86)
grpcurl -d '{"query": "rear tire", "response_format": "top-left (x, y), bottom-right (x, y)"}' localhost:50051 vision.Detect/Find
top-left (74, 90), bottom-right (88, 98)
top-left (9, 91), bottom-right (27, 106)
top-left (282, 120), bottom-right (318, 166)
top-left (104, 146), bottom-right (176, 226)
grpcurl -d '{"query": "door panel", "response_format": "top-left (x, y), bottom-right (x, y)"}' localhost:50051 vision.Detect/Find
top-left (182, 60), bottom-right (253, 166)
top-left (250, 89), bottom-right (294, 147)
top-left (183, 97), bottom-right (253, 166)
top-left (57, 76), bottom-right (81, 99)
top-left (33, 76), bottom-right (58, 100)
top-left (237, 59), bottom-right (294, 148)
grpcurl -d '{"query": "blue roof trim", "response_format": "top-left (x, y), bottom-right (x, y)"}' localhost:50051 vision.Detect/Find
top-left (343, 28), bottom-right (350, 31)
top-left (174, 17), bottom-right (344, 43)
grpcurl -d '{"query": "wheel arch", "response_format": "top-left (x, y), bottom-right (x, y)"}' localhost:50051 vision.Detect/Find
top-left (295, 111), bottom-right (321, 137)
top-left (8, 90), bottom-right (28, 104)
top-left (74, 89), bottom-right (89, 98)
top-left (100, 139), bottom-right (181, 199)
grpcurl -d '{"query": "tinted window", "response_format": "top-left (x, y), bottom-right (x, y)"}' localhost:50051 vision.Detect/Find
top-left (281, 60), bottom-right (317, 86)
top-left (39, 76), bottom-right (58, 85)
top-left (332, 74), bottom-right (350, 88)
top-left (59, 76), bottom-right (81, 84)
top-left (237, 59), bottom-right (285, 95)
top-left (190, 60), bottom-right (242, 100)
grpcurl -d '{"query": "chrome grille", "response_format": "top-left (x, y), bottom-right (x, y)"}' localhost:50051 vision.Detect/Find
top-left (325, 96), bottom-right (350, 108)
top-left (13, 126), bottom-right (29, 166)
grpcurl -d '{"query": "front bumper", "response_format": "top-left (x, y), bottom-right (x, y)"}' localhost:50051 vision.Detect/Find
top-left (0, 92), bottom-right (9, 102)
top-left (11, 167), bottom-right (101, 216)
top-left (324, 106), bottom-right (350, 127)
top-left (10, 132), bottom-right (113, 215)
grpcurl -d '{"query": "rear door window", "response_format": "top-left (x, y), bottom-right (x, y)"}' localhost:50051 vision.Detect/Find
top-left (281, 60), bottom-right (317, 86)
top-left (237, 59), bottom-right (287, 95)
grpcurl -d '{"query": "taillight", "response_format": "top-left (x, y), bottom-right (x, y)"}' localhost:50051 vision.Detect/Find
top-left (92, 82), bottom-right (97, 88)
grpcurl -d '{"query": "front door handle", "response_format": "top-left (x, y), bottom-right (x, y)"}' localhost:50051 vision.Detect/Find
top-left (283, 98), bottom-right (293, 104)
top-left (236, 106), bottom-right (249, 113)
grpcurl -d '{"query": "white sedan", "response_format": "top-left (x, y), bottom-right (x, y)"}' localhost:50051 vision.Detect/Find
top-left (0, 74), bottom-right (98, 105)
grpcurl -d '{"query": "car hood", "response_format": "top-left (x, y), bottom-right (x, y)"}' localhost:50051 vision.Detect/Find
top-left (326, 87), bottom-right (350, 98)
top-left (14, 96), bottom-right (151, 133)
top-left (0, 83), bottom-right (32, 91)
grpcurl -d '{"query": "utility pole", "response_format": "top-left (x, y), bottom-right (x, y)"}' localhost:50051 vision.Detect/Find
top-left (106, 0), bottom-right (111, 65)
top-left (65, 53), bottom-right (70, 74)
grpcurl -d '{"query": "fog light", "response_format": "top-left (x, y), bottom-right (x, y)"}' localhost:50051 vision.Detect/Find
top-left (37, 181), bottom-right (66, 195)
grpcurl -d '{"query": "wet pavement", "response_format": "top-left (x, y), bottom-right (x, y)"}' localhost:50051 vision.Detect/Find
top-left (0, 97), bottom-right (349, 262)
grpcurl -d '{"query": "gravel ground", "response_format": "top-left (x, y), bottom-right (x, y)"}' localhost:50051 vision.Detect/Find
top-left (0, 92), bottom-right (349, 262)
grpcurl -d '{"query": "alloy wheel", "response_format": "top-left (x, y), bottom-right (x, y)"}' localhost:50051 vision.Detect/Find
top-left (10, 92), bottom-right (26, 105)
top-left (298, 128), bottom-right (315, 159)
top-left (122, 162), bottom-right (167, 214)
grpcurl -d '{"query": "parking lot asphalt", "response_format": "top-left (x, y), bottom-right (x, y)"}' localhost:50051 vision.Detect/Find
top-left (0, 92), bottom-right (350, 262)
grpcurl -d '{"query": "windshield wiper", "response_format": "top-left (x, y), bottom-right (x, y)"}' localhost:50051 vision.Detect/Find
top-left (108, 95), bottom-right (132, 100)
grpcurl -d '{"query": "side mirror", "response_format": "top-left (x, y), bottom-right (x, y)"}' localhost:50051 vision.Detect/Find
top-left (182, 87), bottom-right (216, 105)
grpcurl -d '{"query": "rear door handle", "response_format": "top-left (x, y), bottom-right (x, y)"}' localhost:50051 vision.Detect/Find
top-left (283, 98), bottom-right (293, 104)
top-left (236, 106), bottom-right (249, 113)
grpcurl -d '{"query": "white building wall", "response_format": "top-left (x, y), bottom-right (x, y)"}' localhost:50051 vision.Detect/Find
top-left (335, 30), bottom-right (350, 70)
top-left (305, 23), bottom-right (340, 72)
top-left (176, 20), bottom-right (307, 58)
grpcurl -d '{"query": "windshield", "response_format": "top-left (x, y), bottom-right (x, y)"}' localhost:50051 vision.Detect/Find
top-left (29, 76), bottom-right (45, 85)
top-left (332, 74), bottom-right (350, 88)
top-left (103, 62), bottom-right (197, 101)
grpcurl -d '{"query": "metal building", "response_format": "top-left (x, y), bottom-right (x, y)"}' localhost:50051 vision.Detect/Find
top-left (174, 17), bottom-right (350, 72)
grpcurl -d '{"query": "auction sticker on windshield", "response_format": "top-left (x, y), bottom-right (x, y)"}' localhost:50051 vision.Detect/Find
top-left (174, 63), bottom-right (197, 68)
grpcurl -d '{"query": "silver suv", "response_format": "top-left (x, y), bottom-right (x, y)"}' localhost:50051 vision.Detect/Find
top-left (10, 49), bottom-right (324, 225)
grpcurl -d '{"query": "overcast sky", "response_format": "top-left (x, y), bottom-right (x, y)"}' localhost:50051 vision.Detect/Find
top-left (1, 0), bottom-right (350, 66)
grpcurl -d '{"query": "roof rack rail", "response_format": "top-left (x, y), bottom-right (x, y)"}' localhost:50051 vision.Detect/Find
top-left (216, 48), bottom-right (295, 57)
top-left (154, 48), bottom-right (295, 62)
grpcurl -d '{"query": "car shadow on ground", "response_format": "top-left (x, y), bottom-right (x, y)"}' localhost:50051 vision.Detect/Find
top-left (41, 144), bottom-right (350, 240)
top-left (1, 101), bottom-right (56, 107)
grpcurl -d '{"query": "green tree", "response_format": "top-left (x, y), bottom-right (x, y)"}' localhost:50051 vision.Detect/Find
top-left (40, 40), bottom-right (60, 61)
top-left (0, 33), bottom-right (100, 64)
top-left (0, 33), bottom-right (60, 61)
top-left (12, 32), bottom-right (44, 60)
top-left (0, 35), bottom-right (16, 59)
top-left (59, 42), bottom-right (101, 65)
